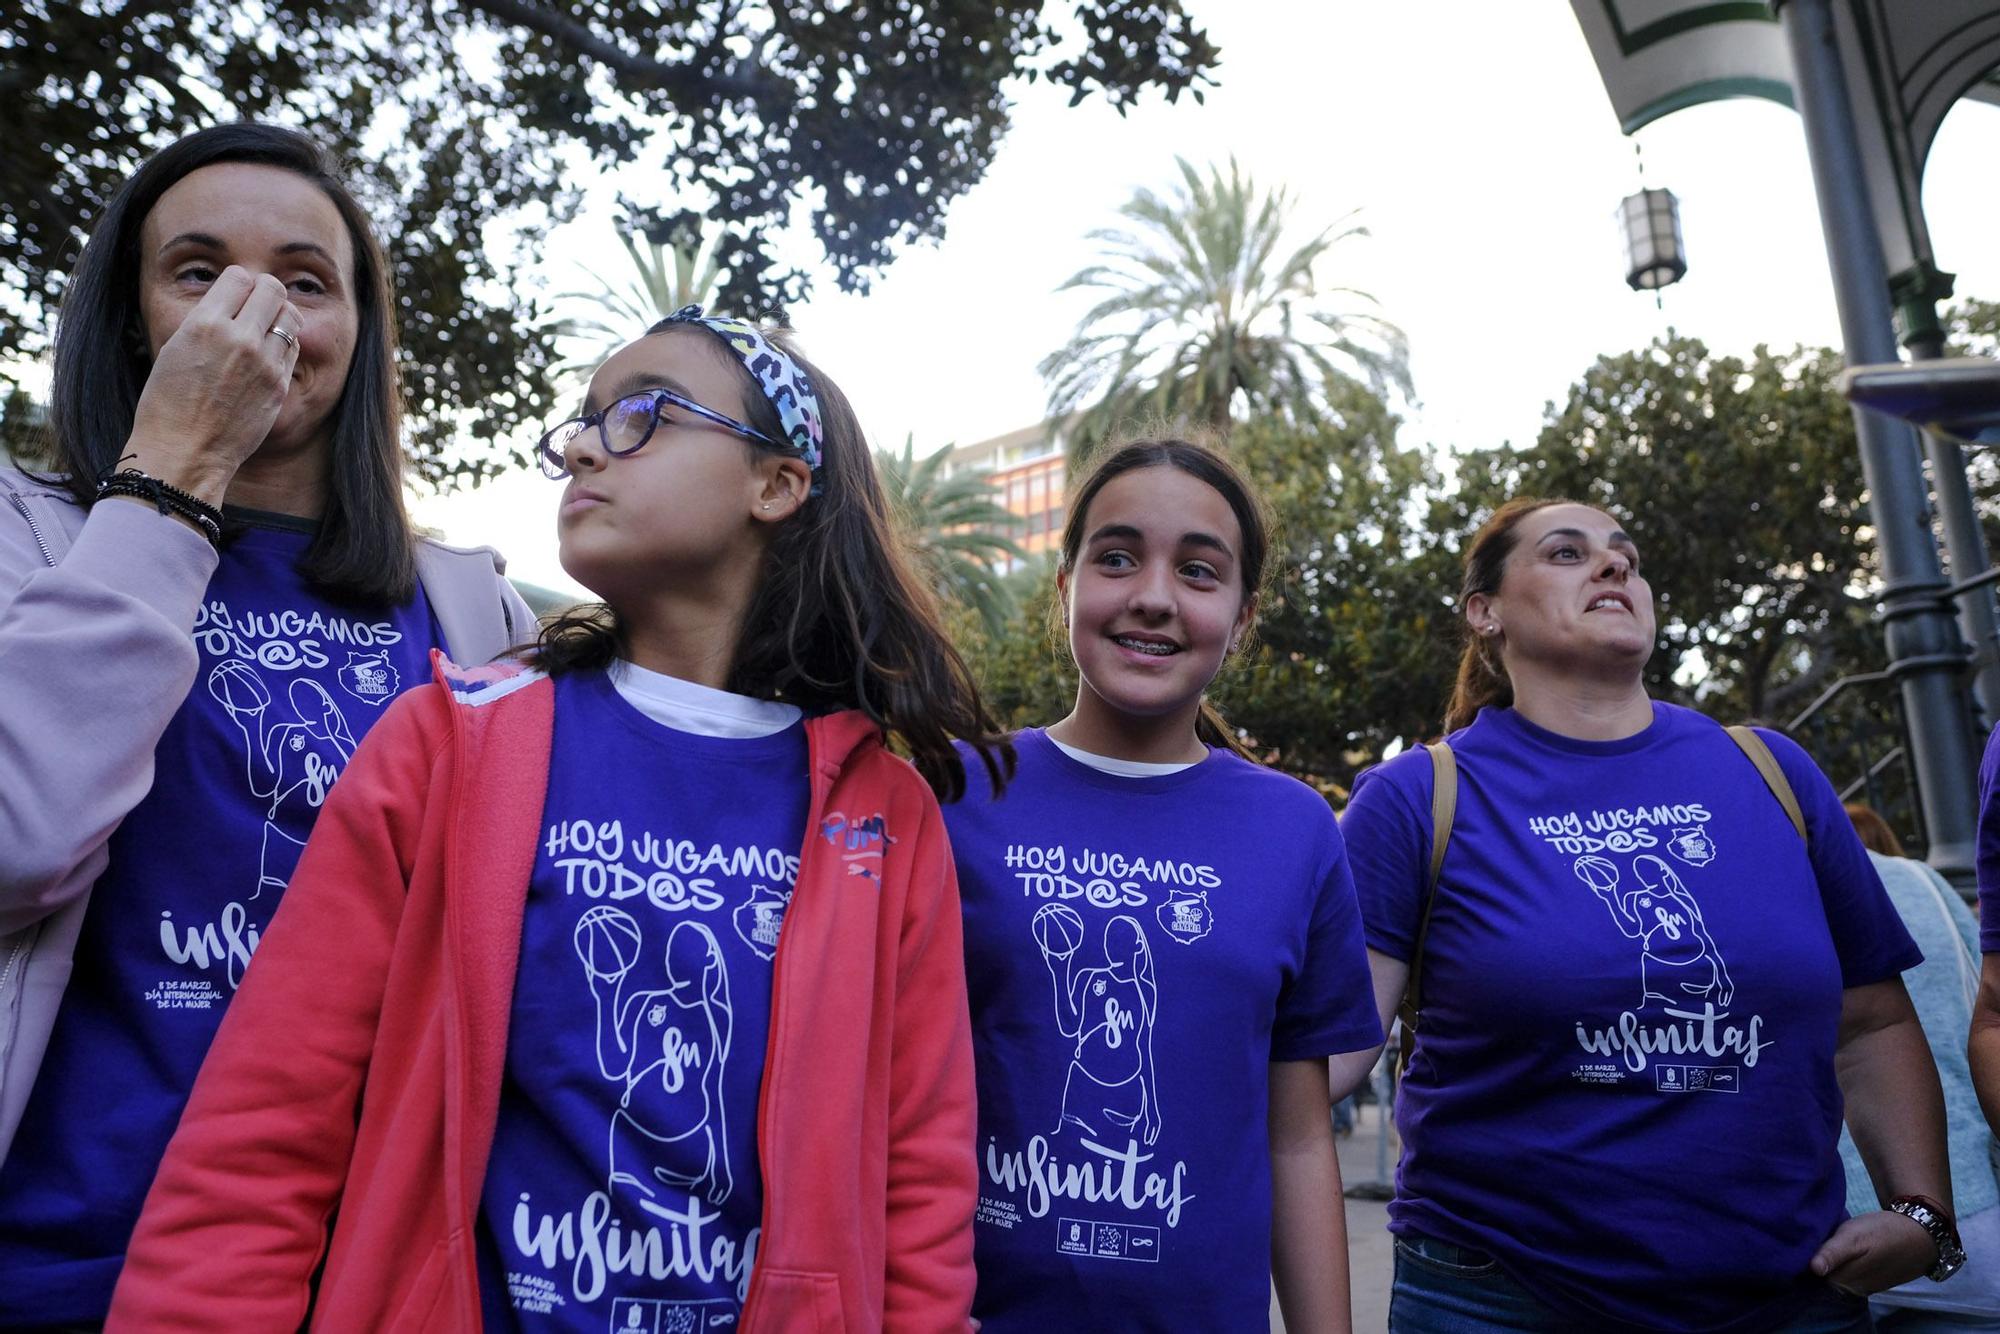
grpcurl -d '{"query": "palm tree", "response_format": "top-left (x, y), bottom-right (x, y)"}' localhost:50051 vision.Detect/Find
top-left (874, 438), bottom-right (1031, 636)
top-left (547, 214), bottom-right (727, 385)
top-left (1040, 157), bottom-right (1411, 453)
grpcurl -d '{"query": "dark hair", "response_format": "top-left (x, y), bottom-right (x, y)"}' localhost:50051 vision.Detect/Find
top-left (531, 321), bottom-right (1012, 801)
top-left (1057, 436), bottom-right (1271, 759)
top-left (1442, 496), bottom-right (1575, 734)
top-left (1844, 802), bottom-right (1905, 857)
top-left (48, 121), bottom-right (415, 602)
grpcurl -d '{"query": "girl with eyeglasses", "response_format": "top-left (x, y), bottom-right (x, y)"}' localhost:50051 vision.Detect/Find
top-left (110, 310), bottom-right (1011, 1333)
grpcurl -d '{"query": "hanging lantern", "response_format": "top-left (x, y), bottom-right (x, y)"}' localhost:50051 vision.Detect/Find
top-left (1619, 187), bottom-right (1687, 291)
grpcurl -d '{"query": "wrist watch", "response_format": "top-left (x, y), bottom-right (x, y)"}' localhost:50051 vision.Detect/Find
top-left (1888, 1194), bottom-right (1965, 1282)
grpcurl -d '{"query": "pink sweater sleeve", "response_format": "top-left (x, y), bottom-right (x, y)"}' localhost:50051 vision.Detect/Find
top-left (0, 495), bottom-right (217, 932)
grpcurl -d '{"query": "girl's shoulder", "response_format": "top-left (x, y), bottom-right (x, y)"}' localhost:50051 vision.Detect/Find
top-left (1205, 747), bottom-right (1338, 813)
top-left (1348, 741), bottom-right (1441, 811)
top-left (820, 711), bottom-right (942, 809)
top-left (371, 655), bottom-right (550, 751)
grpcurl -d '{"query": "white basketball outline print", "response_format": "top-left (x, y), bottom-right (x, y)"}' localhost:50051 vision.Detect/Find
top-left (1573, 853), bottom-right (1735, 1009)
top-left (206, 661), bottom-right (356, 899)
top-left (1031, 905), bottom-right (1163, 1145)
top-left (576, 906), bottom-right (736, 1213)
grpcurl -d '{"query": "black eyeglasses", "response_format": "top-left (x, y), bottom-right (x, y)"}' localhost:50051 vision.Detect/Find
top-left (538, 388), bottom-right (780, 479)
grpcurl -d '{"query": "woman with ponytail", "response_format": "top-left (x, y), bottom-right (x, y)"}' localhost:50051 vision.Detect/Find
top-left (943, 437), bottom-right (1383, 1332)
top-left (1341, 498), bottom-right (1955, 1332)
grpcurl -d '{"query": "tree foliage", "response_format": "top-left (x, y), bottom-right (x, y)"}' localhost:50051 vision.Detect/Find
top-left (1949, 296), bottom-right (2000, 353)
top-left (1, 0), bottom-right (1218, 483)
top-left (1946, 296), bottom-right (2000, 550)
top-left (1039, 156), bottom-right (1409, 458)
top-left (960, 329), bottom-right (1949, 803)
top-left (950, 565), bottom-right (1075, 735)
top-left (1216, 387), bottom-right (1454, 793)
top-left (1449, 334), bottom-right (1879, 725)
top-left (546, 211), bottom-right (729, 389)
top-left (874, 438), bottom-right (1030, 638)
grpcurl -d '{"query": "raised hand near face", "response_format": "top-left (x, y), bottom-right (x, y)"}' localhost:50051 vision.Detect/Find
top-left (123, 266), bottom-right (303, 507)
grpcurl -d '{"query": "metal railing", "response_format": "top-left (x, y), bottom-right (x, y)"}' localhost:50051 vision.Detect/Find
top-left (1784, 666), bottom-right (1927, 855)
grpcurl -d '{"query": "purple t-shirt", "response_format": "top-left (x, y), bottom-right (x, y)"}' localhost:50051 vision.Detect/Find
top-left (0, 516), bottom-right (439, 1324)
top-left (476, 669), bottom-right (808, 1331)
top-left (1342, 702), bottom-right (1921, 1334)
top-left (945, 729), bottom-right (1382, 1332)
top-left (1978, 720), bottom-right (2000, 953)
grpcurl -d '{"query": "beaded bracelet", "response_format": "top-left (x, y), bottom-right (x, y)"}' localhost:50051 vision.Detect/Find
top-left (95, 468), bottom-right (225, 549)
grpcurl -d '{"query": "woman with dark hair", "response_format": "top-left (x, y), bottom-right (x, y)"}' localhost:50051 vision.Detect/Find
top-left (0, 121), bottom-right (531, 1324)
top-left (1341, 498), bottom-right (1956, 1332)
top-left (945, 438), bottom-right (1382, 1332)
top-left (111, 311), bottom-right (1009, 1329)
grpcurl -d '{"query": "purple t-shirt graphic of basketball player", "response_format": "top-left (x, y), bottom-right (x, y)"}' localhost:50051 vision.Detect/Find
top-left (1574, 852), bottom-right (1734, 1008)
top-left (1033, 907), bottom-right (1162, 1145)
top-left (0, 518), bottom-right (437, 1322)
top-left (477, 670), bottom-right (808, 1331)
top-left (946, 730), bottom-right (1381, 1333)
top-left (208, 665), bottom-right (358, 899)
top-left (577, 910), bottom-right (736, 1210)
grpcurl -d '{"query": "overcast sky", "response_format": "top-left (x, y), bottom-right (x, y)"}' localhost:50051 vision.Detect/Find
top-left (413, 1), bottom-right (2000, 597)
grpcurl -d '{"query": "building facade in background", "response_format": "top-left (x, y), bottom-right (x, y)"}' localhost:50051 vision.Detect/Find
top-left (941, 420), bottom-right (1069, 572)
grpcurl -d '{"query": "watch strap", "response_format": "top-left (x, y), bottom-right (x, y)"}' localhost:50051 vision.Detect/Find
top-left (1888, 1194), bottom-right (1965, 1282)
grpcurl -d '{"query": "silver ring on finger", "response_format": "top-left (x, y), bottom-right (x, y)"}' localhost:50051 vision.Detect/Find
top-left (269, 325), bottom-right (299, 351)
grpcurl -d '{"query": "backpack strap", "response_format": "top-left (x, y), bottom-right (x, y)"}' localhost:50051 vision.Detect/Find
top-left (1396, 741), bottom-right (1456, 1074)
top-left (1724, 725), bottom-right (1807, 844)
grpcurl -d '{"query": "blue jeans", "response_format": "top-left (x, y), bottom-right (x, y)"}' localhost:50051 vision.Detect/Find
top-left (1388, 1234), bottom-right (1876, 1334)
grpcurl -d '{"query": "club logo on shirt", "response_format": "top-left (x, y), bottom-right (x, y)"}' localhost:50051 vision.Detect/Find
top-left (1667, 825), bottom-right (1717, 867)
top-left (338, 650), bottom-right (400, 705)
top-left (732, 883), bottom-right (791, 961)
top-left (1153, 888), bottom-right (1214, 943)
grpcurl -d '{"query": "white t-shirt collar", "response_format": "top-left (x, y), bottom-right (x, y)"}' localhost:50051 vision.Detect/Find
top-left (609, 659), bottom-right (802, 738)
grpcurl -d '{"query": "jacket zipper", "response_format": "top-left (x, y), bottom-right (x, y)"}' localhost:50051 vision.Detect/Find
top-left (7, 492), bottom-right (58, 568)
top-left (1, 491), bottom-right (53, 1062)
top-left (741, 731), bottom-right (833, 1328)
top-left (0, 930), bottom-right (31, 996)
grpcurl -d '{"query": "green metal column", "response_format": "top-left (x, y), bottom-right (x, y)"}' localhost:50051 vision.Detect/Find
top-left (1774, 0), bottom-right (1981, 890)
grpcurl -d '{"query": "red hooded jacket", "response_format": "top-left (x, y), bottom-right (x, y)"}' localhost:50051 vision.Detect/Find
top-left (109, 659), bottom-right (978, 1332)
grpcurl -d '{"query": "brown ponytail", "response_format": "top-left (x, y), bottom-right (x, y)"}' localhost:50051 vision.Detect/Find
top-left (1441, 497), bottom-right (1573, 734)
top-left (1195, 697), bottom-right (1254, 761)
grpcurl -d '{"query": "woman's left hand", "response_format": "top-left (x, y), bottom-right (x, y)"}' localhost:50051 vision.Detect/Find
top-left (1810, 1209), bottom-right (1938, 1294)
